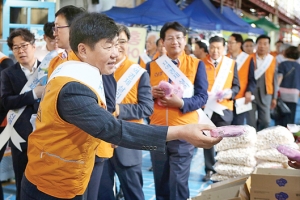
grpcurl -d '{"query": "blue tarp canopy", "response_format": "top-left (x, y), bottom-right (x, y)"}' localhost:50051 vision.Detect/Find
top-left (217, 6), bottom-right (265, 34)
top-left (183, 0), bottom-right (249, 32)
top-left (103, 0), bottom-right (215, 30)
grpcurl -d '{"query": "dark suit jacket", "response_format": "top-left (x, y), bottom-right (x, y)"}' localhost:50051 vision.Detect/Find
top-left (115, 72), bottom-right (153, 166)
top-left (0, 58), bottom-right (14, 124)
top-left (1, 61), bottom-right (40, 150)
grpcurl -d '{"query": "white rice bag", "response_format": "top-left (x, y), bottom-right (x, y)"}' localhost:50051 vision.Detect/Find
top-left (215, 125), bottom-right (256, 152)
top-left (256, 143), bottom-right (299, 163)
top-left (214, 162), bottom-right (255, 176)
top-left (256, 148), bottom-right (288, 163)
top-left (256, 126), bottom-right (294, 150)
top-left (255, 160), bottom-right (287, 169)
top-left (215, 147), bottom-right (257, 167)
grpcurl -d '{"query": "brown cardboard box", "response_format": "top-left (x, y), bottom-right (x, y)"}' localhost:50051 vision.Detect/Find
top-left (250, 168), bottom-right (300, 200)
top-left (192, 176), bottom-right (249, 200)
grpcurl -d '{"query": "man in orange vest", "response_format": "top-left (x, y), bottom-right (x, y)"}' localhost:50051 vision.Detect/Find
top-left (138, 32), bottom-right (159, 68)
top-left (202, 36), bottom-right (240, 181)
top-left (270, 40), bottom-right (283, 57)
top-left (21, 13), bottom-right (222, 200)
top-left (227, 33), bottom-right (256, 125)
top-left (98, 24), bottom-right (153, 200)
top-left (48, 6), bottom-right (117, 200)
top-left (243, 38), bottom-right (255, 55)
top-left (147, 22), bottom-right (209, 200)
top-left (246, 35), bottom-right (277, 131)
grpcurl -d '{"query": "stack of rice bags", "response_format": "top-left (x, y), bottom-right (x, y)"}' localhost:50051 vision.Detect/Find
top-left (211, 125), bottom-right (257, 182)
top-left (255, 126), bottom-right (299, 169)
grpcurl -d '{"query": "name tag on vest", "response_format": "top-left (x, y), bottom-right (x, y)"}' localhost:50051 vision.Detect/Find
top-left (49, 61), bottom-right (106, 106)
top-left (140, 53), bottom-right (151, 64)
top-left (156, 55), bottom-right (215, 127)
top-left (116, 64), bottom-right (145, 104)
top-left (236, 52), bottom-right (249, 71)
top-left (204, 56), bottom-right (233, 118)
top-left (254, 54), bottom-right (273, 80)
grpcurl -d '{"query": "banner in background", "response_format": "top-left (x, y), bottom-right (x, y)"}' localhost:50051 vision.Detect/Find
top-left (128, 27), bottom-right (147, 63)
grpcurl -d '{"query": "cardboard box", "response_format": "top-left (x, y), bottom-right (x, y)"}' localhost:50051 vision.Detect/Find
top-left (251, 168), bottom-right (300, 200)
top-left (192, 175), bottom-right (249, 200)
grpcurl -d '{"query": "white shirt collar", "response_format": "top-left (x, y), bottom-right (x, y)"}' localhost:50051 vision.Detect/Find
top-left (114, 56), bottom-right (126, 70)
top-left (210, 56), bottom-right (222, 64)
top-left (20, 59), bottom-right (38, 72)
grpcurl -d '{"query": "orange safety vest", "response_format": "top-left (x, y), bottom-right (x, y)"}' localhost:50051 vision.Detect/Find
top-left (203, 55), bottom-right (236, 111)
top-left (149, 52), bottom-right (200, 126)
top-left (47, 51), bottom-right (67, 78)
top-left (49, 51), bottom-right (113, 158)
top-left (152, 51), bottom-right (160, 61)
top-left (253, 54), bottom-right (276, 95)
top-left (270, 51), bottom-right (278, 57)
top-left (25, 76), bottom-right (105, 198)
top-left (226, 52), bottom-right (252, 99)
top-left (114, 57), bottom-right (144, 124)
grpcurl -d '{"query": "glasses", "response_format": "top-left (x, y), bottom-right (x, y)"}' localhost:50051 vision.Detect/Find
top-left (118, 39), bottom-right (128, 45)
top-left (12, 43), bottom-right (31, 52)
top-left (165, 36), bottom-right (184, 42)
top-left (52, 25), bottom-right (70, 32)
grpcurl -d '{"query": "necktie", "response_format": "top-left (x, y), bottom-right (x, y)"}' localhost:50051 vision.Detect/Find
top-left (214, 61), bottom-right (218, 68)
top-left (169, 60), bottom-right (178, 83)
top-left (172, 60), bottom-right (178, 66)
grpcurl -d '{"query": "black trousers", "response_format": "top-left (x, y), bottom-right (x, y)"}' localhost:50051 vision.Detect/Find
top-left (275, 102), bottom-right (297, 127)
top-left (21, 176), bottom-right (87, 200)
top-left (11, 145), bottom-right (28, 200)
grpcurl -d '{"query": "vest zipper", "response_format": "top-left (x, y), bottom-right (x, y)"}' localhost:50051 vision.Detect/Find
top-left (40, 152), bottom-right (84, 164)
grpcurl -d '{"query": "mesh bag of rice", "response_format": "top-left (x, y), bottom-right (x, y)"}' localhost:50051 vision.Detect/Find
top-left (215, 125), bottom-right (256, 152)
top-left (255, 143), bottom-right (299, 163)
top-left (215, 147), bottom-right (257, 167)
top-left (255, 160), bottom-right (287, 169)
top-left (256, 126), bottom-right (294, 150)
top-left (214, 162), bottom-right (255, 176)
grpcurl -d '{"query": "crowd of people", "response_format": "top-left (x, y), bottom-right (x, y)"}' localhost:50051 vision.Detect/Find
top-left (0, 4), bottom-right (299, 200)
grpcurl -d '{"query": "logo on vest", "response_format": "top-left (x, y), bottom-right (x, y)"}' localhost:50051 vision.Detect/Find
top-left (155, 71), bottom-right (163, 77)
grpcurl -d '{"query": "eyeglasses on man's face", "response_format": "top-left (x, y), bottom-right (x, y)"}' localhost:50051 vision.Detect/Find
top-left (12, 43), bottom-right (32, 52)
top-left (52, 25), bottom-right (70, 32)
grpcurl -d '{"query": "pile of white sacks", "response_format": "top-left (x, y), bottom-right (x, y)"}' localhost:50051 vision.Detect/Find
top-left (211, 125), bottom-right (299, 182)
top-left (255, 126), bottom-right (299, 168)
top-left (211, 125), bottom-right (257, 182)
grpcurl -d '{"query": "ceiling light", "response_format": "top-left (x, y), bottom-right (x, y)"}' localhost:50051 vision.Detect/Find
top-left (250, 8), bottom-right (256, 13)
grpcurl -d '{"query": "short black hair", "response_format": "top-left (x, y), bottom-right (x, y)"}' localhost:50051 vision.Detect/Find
top-left (256, 35), bottom-right (271, 44)
top-left (69, 12), bottom-right (118, 53)
top-left (195, 41), bottom-right (208, 53)
top-left (117, 24), bottom-right (130, 40)
top-left (284, 46), bottom-right (300, 60)
top-left (244, 38), bottom-right (254, 44)
top-left (230, 33), bottom-right (243, 44)
top-left (209, 36), bottom-right (225, 46)
top-left (160, 22), bottom-right (186, 41)
top-left (55, 5), bottom-right (85, 26)
top-left (275, 40), bottom-right (284, 45)
top-left (7, 28), bottom-right (35, 50)
top-left (44, 22), bottom-right (55, 39)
